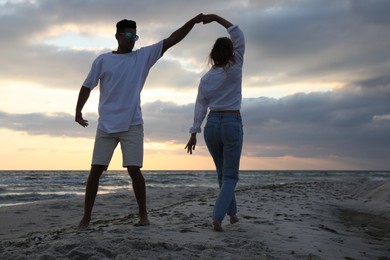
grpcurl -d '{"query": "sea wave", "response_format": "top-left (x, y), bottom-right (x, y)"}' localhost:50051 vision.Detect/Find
top-left (0, 170), bottom-right (389, 207)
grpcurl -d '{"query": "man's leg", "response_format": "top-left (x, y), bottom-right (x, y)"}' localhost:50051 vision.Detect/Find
top-left (78, 165), bottom-right (106, 229)
top-left (127, 166), bottom-right (149, 226)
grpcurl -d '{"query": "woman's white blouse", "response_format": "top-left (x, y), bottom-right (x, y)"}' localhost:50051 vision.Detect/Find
top-left (189, 25), bottom-right (245, 133)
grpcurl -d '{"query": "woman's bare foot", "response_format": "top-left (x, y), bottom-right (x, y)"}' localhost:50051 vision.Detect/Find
top-left (213, 220), bottom-right (223, 232)
top-left (78, 216), bottom-right (91, 230)
top-left (134, 214), bottom-right (150, 226)
top-left (230, 215), bottom-right (239, 224)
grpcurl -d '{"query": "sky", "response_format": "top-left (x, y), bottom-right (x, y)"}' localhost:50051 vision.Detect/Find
top-left (1, 0), bottom-right (389, 171)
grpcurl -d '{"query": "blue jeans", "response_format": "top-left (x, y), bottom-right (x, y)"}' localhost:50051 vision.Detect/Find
top-left (204, 113), bottom-right (243, 222)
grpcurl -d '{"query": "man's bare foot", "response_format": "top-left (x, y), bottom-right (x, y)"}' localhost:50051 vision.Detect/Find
top-left (134, 214), bottom-right (150, 226)
top-left (230, 215), bottom-right (239, 224)
top-left (213, 220), bottom-right (223, 232)
top-left (78, 216), bottom-right (91, 230)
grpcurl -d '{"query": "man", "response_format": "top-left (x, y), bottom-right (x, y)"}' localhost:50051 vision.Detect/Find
top-left (75, 14), bottom-right (204, 229)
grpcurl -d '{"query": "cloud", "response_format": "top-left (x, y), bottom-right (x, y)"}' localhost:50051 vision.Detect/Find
top-left (242, 83), bottom-right (390, 161)
top-left (1, 81), bottom-right (389, 166)
top-left (241, 0), bottom-right (390, 85)
top-left (1, 0), bottom-right (389, 93)
top-left (147, 59), bottom-right (204, 90)
top-left (0, 111), bottom-right (97, 138)
top-left (1, 0), bottom-right (390, 170)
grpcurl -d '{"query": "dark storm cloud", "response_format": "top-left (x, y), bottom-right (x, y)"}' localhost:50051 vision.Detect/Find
top-left (242, 83), bottom-right (390, 161)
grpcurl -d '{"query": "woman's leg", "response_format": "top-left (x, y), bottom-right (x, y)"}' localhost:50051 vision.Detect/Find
top-left (213, 117), bottom-right (243, 223)
top-left (205, 115), bottom-right (243, 229)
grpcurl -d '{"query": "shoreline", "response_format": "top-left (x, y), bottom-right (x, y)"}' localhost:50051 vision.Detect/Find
top-left (1, 181), bottom-right (389, 259)
top-left (1, 170), bottom-right (388, 209)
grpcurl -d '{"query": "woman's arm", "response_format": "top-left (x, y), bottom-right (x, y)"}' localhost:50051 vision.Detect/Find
top-left (202, 14), bottom-right (233, 28)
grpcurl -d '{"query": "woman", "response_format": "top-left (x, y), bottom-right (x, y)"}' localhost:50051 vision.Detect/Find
top-left (185, 14), bottom-right (245, 231)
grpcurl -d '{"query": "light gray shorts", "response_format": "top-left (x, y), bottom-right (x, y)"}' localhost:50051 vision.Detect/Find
top-left (91, 125), bottom-right (144, 168)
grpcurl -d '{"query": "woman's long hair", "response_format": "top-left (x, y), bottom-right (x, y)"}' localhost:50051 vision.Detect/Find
top-left (208, 37), bottom-right (235, 70)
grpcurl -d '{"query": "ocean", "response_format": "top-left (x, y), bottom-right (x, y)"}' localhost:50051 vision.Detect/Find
top-left (0, 170), bottom-right (389, 207)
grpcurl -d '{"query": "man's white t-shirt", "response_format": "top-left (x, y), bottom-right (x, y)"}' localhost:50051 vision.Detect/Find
top-left (83, 41), bottom-right (163, 133)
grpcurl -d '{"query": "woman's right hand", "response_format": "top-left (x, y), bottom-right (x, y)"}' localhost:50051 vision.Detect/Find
top-left (185, 134), bottom-right (197, 154)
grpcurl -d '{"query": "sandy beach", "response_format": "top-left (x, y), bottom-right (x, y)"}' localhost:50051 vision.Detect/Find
top-left (0, 180), bottom-right (389, 259)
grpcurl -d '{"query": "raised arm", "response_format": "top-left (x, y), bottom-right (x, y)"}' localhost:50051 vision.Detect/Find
top-left (162, 13), bottom-right (204, 55)
top-left (75, 86), bottom-right (91, 127)
top-left (202, 14), bottom-right (233, 28)
top-left (204, 14), bottom-right (245, 63)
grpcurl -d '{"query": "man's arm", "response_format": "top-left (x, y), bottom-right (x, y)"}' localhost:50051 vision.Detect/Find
top-left (162, 13), bottom-right (204, 55)
top-left (75, 86), bottom-right (91, 127)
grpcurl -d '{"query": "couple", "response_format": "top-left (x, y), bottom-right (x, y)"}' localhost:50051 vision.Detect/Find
top-left (75, 13), bottom-right (245, 232)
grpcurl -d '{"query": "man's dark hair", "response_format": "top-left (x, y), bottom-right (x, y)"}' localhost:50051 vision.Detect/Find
top-left (116, 19), bottom-right (137, 33)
